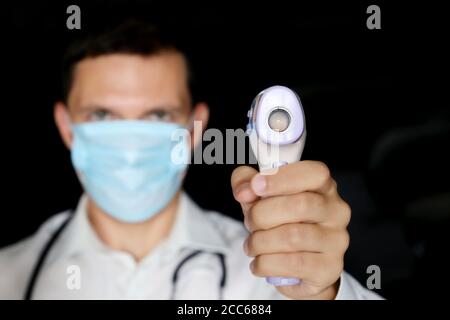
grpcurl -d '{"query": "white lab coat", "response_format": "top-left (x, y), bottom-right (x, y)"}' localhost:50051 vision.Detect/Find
top-left (0, 192), bottom-right (382, 299)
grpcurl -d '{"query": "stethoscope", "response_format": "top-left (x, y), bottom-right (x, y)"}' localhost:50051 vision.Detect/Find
top-left (23, 213), bottom-right (227, 300)
top-left (24, 85), bottom-right (305, 298)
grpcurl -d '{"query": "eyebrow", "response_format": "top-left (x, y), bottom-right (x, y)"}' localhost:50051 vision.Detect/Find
top-left (79, 105), bottom-right (186, 117)
top-left (141, 106), bottom-right (185, 116)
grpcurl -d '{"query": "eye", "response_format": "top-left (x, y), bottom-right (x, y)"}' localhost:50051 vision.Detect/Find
top-left (143, 110), bottom-right (172, 122)
top-left (89, 110), bottom-right (115, 122)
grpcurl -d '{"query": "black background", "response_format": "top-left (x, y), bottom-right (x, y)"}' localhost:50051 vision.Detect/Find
top-left (2, 0), bottom-right (449, 299)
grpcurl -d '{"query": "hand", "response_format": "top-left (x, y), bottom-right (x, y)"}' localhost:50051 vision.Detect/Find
top-left (231, 161), bottom-right (351, 300)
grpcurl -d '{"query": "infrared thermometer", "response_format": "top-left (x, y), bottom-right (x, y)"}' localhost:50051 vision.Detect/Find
top-left (246, 85), bottom-right (306, 286)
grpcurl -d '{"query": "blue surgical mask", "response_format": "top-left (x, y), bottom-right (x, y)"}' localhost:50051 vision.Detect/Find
top-left (70, 120), bottom-right (190, 223)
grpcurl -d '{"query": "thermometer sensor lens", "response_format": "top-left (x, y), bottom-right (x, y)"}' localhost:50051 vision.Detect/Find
top-left (268, 108), bottom-right (290, 132)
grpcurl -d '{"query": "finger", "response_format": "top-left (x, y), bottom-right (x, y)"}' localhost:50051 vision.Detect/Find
top-left (247, 193), bottom-right (352, 232)
top-left (246, 192), bottom-right (329, 232)
top-left (245, 223), bottom-right (338, 256)
top-left (250, 252), bottom-right (343, 289)
top-left (231, 166), bottom-right (259, 215)
top-left (250, 160), bottom-right (336, 197)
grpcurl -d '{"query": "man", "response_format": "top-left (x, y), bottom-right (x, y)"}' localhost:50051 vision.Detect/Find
top-left (0, 20), bottom-right (381, 299)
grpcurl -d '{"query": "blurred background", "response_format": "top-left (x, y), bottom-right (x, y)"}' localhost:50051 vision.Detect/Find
top-left (2, 0), bottom-right (449, 299)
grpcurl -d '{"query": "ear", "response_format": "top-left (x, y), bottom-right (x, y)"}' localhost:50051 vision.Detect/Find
top-left (54, 102), bottom-right (73, 149)
top-left (190, 102), bottom-right (209, 150)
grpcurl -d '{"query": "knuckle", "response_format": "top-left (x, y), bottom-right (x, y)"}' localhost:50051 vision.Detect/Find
top-left (326, 228), bottom-right (349, 255)
top-left (314, 161), bottom-right (331, 186)
top-left (338, 201), bottom-right (352, 227)
top-left (330, 179), bottom-right (338, 193)
top-left (336, 230), bottom-right (350, 253)
top-left (342, 231), bottom-right (350, 252)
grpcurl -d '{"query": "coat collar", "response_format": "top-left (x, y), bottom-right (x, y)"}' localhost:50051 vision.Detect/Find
top-left (46, 192), bottom-right (230, 265)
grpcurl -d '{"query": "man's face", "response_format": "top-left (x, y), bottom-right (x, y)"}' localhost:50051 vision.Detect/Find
top-left (53, 50), bottom-right (209, 221)
top-left (67, 51), bottom-right (192, 125)
top-left (55, 50), bottom-right (208, 150)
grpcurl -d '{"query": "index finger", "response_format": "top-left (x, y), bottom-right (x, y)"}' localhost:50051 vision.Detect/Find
top-left (250, 161), bottom-right (335, 197)
top-left (231, 165), bottom-right (259, 215)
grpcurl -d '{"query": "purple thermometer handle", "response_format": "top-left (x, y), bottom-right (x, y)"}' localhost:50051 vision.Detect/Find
top-left (265, 161), bottom-right (301, 287)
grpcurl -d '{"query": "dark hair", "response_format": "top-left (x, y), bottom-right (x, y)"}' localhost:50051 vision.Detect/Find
top-left (61, 19), bottom-right (194, 103)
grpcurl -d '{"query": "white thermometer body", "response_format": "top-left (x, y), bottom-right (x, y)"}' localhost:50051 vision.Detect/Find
top-left (246, 85), bottom-right (306, 286)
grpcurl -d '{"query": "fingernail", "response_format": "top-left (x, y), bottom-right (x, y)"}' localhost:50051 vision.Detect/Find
top-left (243, 238), bottom-right (249, 255)
top-left (234, 182), bottom-right (250, 199)
top-left (243, 216), bottom-right (250, 231)
top-left (251, 175), bottom-right (266, 196)
top-left (249, 260), bottom-right (255, 272)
